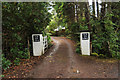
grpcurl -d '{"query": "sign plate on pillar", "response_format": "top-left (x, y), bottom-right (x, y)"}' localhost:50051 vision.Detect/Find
top-left (32, 34), bottom-right (43, 56)
top-left (33, 35), bottom-right (40, 42)
top-left (82, 33), bottom-right (88, 40)
top-left (80, 32), bottom-right (90, 55)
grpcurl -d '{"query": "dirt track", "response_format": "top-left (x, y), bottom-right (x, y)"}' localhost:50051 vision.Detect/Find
top-left (27, 37), bottom-right (118, 78)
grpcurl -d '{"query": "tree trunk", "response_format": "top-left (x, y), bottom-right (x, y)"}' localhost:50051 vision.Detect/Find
top-left (96, 0), bottom-right (99, 18)
top-left (107, 2), bottom-right (111, 14)
top-left (27, 37), bottom-right (30, 59)
top-left (79, 3), bottom-right (84, 18)
top-left (100, 2), bottom-right (106, 19)
top-left (85, 2), bottom-right (91, 30)
top-left (92, 0), bottom-right (95, 17)
top-left (75, 3), bottom-right (77, 22)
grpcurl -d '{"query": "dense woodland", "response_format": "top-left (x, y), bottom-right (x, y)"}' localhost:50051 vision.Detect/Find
top-left (2, 2), bottom-right (52, 70)
top-left (50, 2), bottom-right (120, 58)
top-left (1, 2), bottom-right (120, 71)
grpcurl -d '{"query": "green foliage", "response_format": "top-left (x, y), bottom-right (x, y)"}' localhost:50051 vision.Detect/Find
top-left (53, 2), bottom-right (120, 59)
top-left (24, 48), bottom-right (30, 59)
top-left (91, 53), bottom-right (107, 58)
top-left (10, 41), bottom-right (30, 59)
top-left (112, 52), bottom-right (120, 59)
top-left (42, 32), bottom-right (53, 48)
top-left (76, 47), bottom-right (80, 53)
top-left (91, 53), bottom-right (99, 57)
top-left (70, 22), bottom-right (80, 34)
top-left (0, 75), bottom-right (5, 78)
top-left (14, 58), bottom-right (20, 66)
top-left (46, 33), bottom-right (53, 48)
top-left (47, 16), bottom-right (59, 32)
top-left (66, 35), bottom-right (71, 39)
top-left (91, 13), bottom-right (119, 58)
top-left (10, 47), bottom-right (30, 59)
top-left (98, 54), bottom-right (107, 58)
top-left (46, 33), bottom-right (52, 42)
top-left (75, 42), bottom-right (81, 54)
top-left (79, 25), bottom-right (88, 30)
top-left (2, 2), bottom-right (52, 61)
top-left (2, 54), bottom-right (12, 70)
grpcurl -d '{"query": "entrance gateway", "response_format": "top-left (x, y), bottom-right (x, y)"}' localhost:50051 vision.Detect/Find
top-left (80, 31), bottom-right (90, 55)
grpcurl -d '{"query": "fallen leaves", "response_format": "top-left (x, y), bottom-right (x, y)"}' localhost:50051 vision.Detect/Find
top-left (2, 56), bottom-right (45, 78)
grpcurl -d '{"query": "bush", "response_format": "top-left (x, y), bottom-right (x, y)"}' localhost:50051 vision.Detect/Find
top-left (10, 47), bottom-right (30, 59)
top-left (76, 47), bottom-right (80, 53)
top-left (91, 15), bottom-right (119, 58)
top-left (2, 54), bottom-right (12, 70)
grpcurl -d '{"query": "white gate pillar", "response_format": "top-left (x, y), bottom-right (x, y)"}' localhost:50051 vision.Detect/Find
top-left (80, 31), bottom-right (90, 55)
top-left (32, 34), bottom-right (43, 56)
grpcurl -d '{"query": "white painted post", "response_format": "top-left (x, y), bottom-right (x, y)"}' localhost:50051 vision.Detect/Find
top-left (43, 36), bottom-right (46, 54)
top-left (43, 37), bottom-right (45, 54)
top-left (42, 36), bottom-right (48, 54)
top-left (80, 32), bottom-right (90, 55)
top-left (32, 34), bottom-right (43, 56)
top-left (45, 36), bottom-right (48, 48)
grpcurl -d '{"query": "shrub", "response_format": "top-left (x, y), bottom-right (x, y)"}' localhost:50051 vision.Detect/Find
top-left (91, 15), bottom-right (119, 58)
top-left (76, 47), bottom-right (80, 53)
top-left (2, 54), bottom-right (12, 70)
top-left (10, 47), bottom-right (30, 59)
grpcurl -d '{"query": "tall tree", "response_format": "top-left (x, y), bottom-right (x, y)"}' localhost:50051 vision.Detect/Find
top-left (85, 2), bottom-right (91, 30)
top-left (96, 1), bottom-right (99, 18)
top-left (100, 2), bottom-right (106, 19)
top-left (92, 0), bottom-right (95, 17)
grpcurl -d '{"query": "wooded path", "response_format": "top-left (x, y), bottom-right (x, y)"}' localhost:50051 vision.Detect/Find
top-left (26, 37), bottom-right (118, 78)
